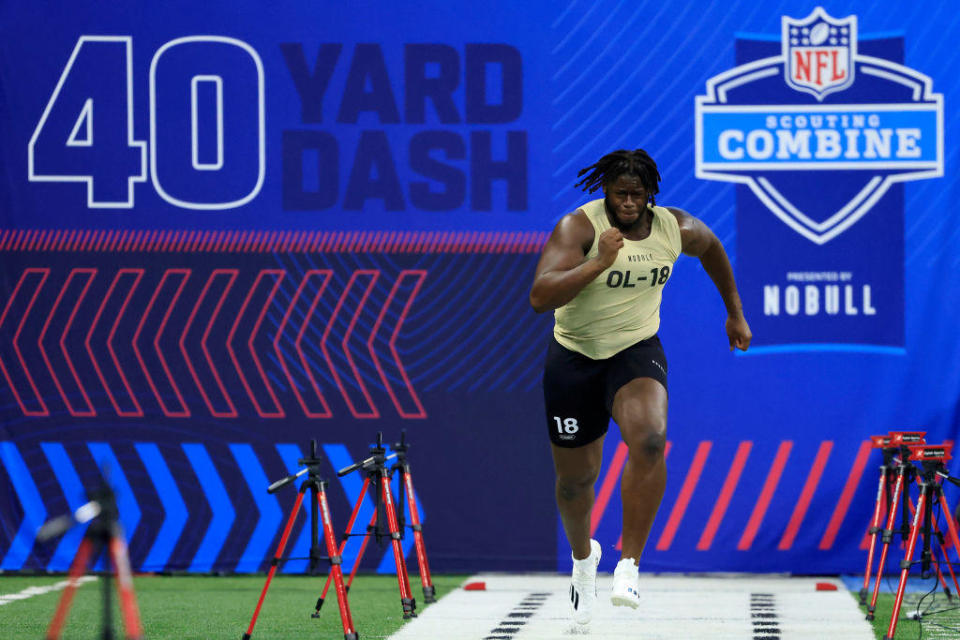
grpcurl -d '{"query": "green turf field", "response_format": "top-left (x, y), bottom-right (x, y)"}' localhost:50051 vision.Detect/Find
top-left (861, 591), bottom-right (960, 640)
top-left (0, 574), bottom-right (467, 640)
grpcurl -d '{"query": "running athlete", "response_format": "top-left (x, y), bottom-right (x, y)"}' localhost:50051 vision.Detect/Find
top-left (529, 149), bottom-right (751, 624)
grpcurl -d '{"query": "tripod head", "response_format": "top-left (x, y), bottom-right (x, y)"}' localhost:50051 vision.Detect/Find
top-left (37, 469), bottom-right (119, 542)
top-left (905, 443), bottom-right (960, 488)
top-left (872, 431), bottom-right (926, 448)
top-left (887, 431), bottom-right (927, 451)
top-left (392, 430), bottom-right (409, 459)
top-left (883, 431), bottom-right (927, 467)
top-left (908, 442), bottom-right (953, 464)
top-left (267, 439), bottom-right (325, 494)
top-left (337, 432), bottom-right (397, 477)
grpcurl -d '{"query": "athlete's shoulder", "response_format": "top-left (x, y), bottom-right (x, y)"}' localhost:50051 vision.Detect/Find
top-left (656, 206), bottom-right (685, 258)
top-left (662, 206), bottom-right (691, 223)
top-left (549, 208), bottom-right (595, 251)
top-left (661, 207), bottom-right (717, 257)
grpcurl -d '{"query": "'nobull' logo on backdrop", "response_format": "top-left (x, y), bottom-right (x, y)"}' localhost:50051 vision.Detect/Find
top-left (695, 6), bottom-right (943, 245)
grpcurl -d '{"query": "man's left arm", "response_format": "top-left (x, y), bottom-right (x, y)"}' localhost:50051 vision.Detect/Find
top-left (667, 207), bottom-right (752, 351)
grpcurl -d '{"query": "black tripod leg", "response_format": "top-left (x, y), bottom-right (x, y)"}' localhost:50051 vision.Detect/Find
top-left (921, 489), bottom-right (934, 578)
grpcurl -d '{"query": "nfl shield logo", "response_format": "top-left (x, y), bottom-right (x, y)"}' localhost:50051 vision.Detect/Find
top-left (695, 6), bottom-right (943, 349)
top-left (783, 7), bottom-right (856, 100)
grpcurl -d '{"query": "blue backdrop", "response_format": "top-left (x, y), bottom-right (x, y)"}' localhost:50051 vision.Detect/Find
top-left (0, 1), bottom-right (957, 576)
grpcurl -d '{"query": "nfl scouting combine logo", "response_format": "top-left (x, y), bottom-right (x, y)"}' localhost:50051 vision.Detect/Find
top-left (694, 7), bottom-right (943, 351)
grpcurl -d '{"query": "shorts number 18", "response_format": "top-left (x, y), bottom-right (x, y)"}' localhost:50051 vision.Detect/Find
top-left (553, 417), bottom-right (579, 434)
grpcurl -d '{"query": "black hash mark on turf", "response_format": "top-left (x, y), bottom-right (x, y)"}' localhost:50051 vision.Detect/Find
top-left (483, 591), bottom-right (549, 639)
top-left (749, 592), bottom-right (781, 639)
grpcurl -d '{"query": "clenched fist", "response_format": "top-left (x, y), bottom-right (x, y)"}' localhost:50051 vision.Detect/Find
top-left (596, 228), bottom-right (624, 269)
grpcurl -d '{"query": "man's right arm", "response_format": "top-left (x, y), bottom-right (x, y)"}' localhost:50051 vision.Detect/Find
top-left (528, 212), bottom-right (621, 313)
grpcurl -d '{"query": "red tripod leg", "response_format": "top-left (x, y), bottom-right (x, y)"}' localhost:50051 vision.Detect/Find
top-left (346, 508), bottom-right (378, 590)
top-left (937, 490), bottom-right (960, 594)
top-left (929, 515), bottom-right (960, 597)
top-left (861, 467), bottom-right (888, 604)
top-left (318, 486), bottom-right (358, 640)
top-left (46, 538), bottom-right (95, 640)
top-left (243, 490), bottom-right (305, 640)
top-left (382, 474), bottom-right (416, 618)
top-left (316, 477), bottom-right (370, 615)
top-left (868, 467), bottom-right (907, 619)
top-left (402, 468), bottom-right (435, 602)
top-left (886, 488), bottom-right (928, 640)
top-left (108, 534), bottom-right (144, 640)
top-left (904, 493), bottom-right (957, 596)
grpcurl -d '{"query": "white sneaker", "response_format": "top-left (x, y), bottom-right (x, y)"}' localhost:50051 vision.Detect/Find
top-left (569, 539), bottom-right (601, 624)
top-left (610, 558), bottom-right (641, 608)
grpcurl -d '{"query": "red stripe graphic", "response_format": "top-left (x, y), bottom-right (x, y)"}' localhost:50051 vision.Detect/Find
top-left (820, 439), bottom-right (873, 550)
top-left (697, 441), bottom-right (752, 550)
top-left (738, 441), bottom-right (793, 550)
top-left (0, 229), bottom-right (552, 253)
top-left (778, 440), bottom-right (833, 550)
top-left (656, 441), bottom-right (712, 551)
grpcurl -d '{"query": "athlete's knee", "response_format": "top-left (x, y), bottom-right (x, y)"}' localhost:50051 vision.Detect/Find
top-left (623, 421), bottom-right (667, 468)
top-left (556, 469), bottom-right (600, 502)
top-left (637, 431), bottom-right (666, 461)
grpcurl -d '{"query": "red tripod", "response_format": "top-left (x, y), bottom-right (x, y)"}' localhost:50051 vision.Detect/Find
top-left (883, 443), bottom-right (960, 639)
top-left (391, 430), bottom-right (436, 604)
top-left (860, 431), bottom-right (926, 607)
top-left (242, 441), bottom-right (357, 640)
top-left (38, 478), bottom-right (144, 640)
top-left (863, 432), bottom-right (957, 620)
top-left (315, 432), bottom-right (433, 620)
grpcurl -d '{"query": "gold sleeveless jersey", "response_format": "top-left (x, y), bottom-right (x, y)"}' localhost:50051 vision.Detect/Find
top-left (553, 199), bottom-right (682, 359)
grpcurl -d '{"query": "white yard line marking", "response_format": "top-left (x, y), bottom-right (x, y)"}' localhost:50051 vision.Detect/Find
top-left (391, 575), bottom-right (875, 640)
top-left (0, 576), bottom-right (97, 606)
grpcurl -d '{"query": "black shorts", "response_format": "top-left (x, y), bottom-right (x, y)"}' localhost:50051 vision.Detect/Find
top-left (543, 335), bottom-right (667, 448)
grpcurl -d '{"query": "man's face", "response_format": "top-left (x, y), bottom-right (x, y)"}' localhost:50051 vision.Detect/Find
top-left (603, 175), bottom-right (648, 229)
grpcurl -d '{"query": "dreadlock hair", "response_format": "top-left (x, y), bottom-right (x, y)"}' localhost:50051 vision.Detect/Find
top-left (574, 149), bottom-right (661, 205)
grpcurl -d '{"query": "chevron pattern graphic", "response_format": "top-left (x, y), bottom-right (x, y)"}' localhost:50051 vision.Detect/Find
top-left (0, 266), bottom-right (427, 419)
top-left (0, 440), bottom-right (423, 573)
